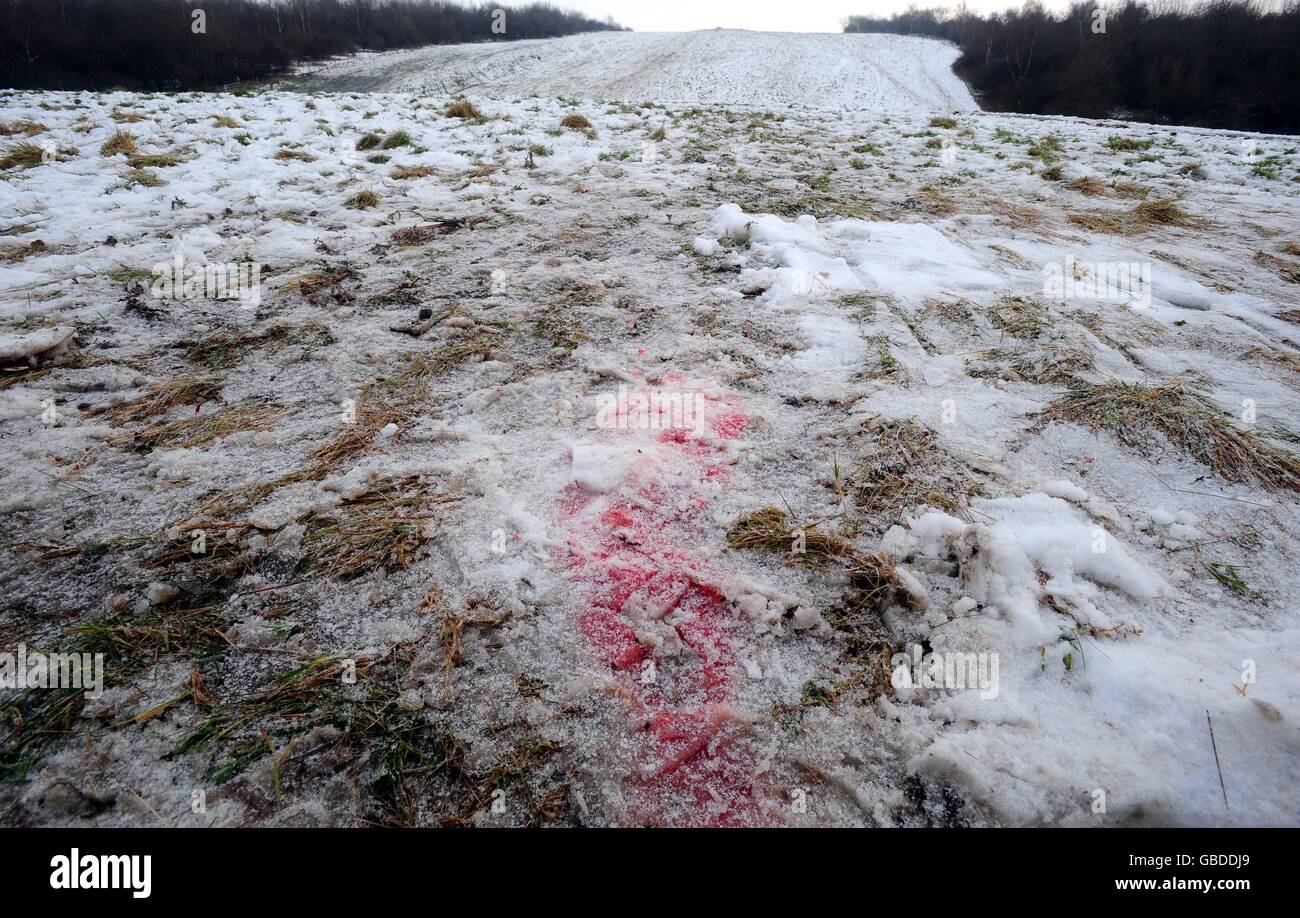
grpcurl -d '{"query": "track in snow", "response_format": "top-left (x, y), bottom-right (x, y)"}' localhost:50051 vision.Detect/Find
top-left (290, 30), bottom-right (977, 114)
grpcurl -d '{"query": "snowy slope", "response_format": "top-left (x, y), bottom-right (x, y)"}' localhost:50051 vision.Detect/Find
top-left (1, 44), bottom-right (1298, 829)
top-left (291, 30), bottom-right (977, 113)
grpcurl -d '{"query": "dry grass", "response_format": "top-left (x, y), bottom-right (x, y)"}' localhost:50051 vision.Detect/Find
top-left (211, 115), bottom-right (240, 128)
top-left (283, 265), bottom-right (359, 303)
top-left (1242, 346), bottom-right (1300, 377)
top-left (303, 476), bottom-right (440, 578)
top-left (186, 322), bottom-right (334, 370)
top-left (366, 333), bottom-right (497, 401)
top-left (1111, 180), bottom-right (1150, 199)
top-left (1067, 198), bottom-right (1198, 235)
top-left (127, 151), bottom-right (185, 168)
top-left (0, 120), bottom-right (47, 136)
top-left (1067, 176), bottom-right (1106, 196)
top-left (851, 417), bottom-right (978, 523)
top-left (444, 98), bottom-right (482, 120)
top-left (274, 148), bottom-right (316, 162)
top-left (198, 331), bottom-right (494, 518)
top-left (902, 184), bottom-right (956, 217)
top-left (1254, 250), bottom-right (1300, 284)
top-left (1040, 380), bottom-right (1300, 492)
top-left (345, 189), bottom-right (381, 209)
top-left (103, 377), bottom-right (222, 423)
top-left (560, 113), bottom-right (595, 137)
top-left (1133, 197), bottom-right (1202, 228)
top-left (112, 400), bottom-right (288, 452)
top-left (928, 116), bottom-right (957, 129)
top-left (121, 167), bottom-right (164, 188)
top-left (1067, 211), bottom-right (1126, 234)
top-left (1006, 344), bottom-right (1096, 385)
top-left (390, 219), bottom-right (464, 245)
top-left (355, 132), bottom-right (382, 151)
top-left (729, 506), bottom-right (853, 560)
top-left (307, 402), bottom-right (409, 475)
top-left (391, 164), bottom-right (438, 180)
top-left (0, 141), bottom-right (45, 170)
top-left (100, 130), bottom-right (138, 156)
top-left (729, 507), bottom-right (900, 700)
top-left (991, 295), bottom-right (1051, 339)
top-left (729, 507), bottom-right (897, 604)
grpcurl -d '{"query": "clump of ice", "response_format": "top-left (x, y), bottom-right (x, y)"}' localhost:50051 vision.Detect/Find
top-left (884, 492), bottom-right (1161, 643)
top-left (706, 203), bottom-right (1002, 303)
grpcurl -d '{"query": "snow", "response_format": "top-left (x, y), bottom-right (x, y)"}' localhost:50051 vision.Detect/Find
top-left (708, 203), bottom-right (1004, 302)
top-left (0, 325), bottom-right (76, 363)
top-left (568, 440), bottom-right (641, 493)
top-left (293, 30), bottom-right (977, 114)
top-left (2, 30), bottom-right (1298, 828)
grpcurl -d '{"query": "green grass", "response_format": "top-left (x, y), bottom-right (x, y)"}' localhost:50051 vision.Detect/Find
top-left (381, 129), bottom-right (413, 149)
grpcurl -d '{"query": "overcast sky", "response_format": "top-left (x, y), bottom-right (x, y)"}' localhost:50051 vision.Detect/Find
top-left (542, 1), bottom-right (1071, 34)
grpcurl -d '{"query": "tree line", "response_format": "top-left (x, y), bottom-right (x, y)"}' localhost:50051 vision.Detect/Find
top-left (845, 1), bottom-right (1300, 134)
top-left (0, 0), bottom-right (626, 90)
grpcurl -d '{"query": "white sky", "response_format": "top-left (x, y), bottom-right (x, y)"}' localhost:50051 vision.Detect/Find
top-left (540, 1), bottom-right (1067, 34)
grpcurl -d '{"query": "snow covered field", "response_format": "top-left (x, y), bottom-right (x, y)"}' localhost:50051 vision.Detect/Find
top-left (1, 30), bottom-right (1298, 827)
top-left (291, 30), bottom-right (978, 114)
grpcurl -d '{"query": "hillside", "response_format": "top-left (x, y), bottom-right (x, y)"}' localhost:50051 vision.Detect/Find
top-left (1, 31), bottom-right (1298, 828)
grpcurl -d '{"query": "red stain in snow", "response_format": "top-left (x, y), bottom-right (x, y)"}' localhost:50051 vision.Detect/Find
top-left (556, 383), bottom-right (766, 826)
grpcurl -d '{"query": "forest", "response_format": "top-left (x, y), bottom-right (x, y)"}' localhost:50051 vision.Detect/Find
top-left (0, 0), bottom-right (624, 90)
top-left (846, 1), bottom-right (1300, 134)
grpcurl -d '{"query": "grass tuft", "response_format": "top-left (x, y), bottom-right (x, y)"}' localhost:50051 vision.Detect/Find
top-left (104, 376), bottom-right (222, 423)
top-left (273, 148), bottom-right (315, 162)
top-left (127, 151), bottom-right (185, 168)
top-left (560, 113), bottom-right (595, 137)
top-left (391, 164), bottom-right (437, 179)
top-left (991, 295), bottom-right (1051, 339)
top-left (303, 476), bottom-right (439, 578)
top-left (852, 417), bottom-right (979, 523)
top-left (381, 129), bottom-right (413, 149)
top-left (1040, 380), bottom-right (1300, 491)
top-left (100, 130), bottom-right (137, 156)
top-left (345, 189), bottom-right (380, 209)
top-left (1106, 135), bottom-right (1153, 152)
top-left (443, 98), bottom-right (482, 120)
top-left (730, 508), bottom-right (900, 702)
top-left (1067, 176), bottom-right (1106, 195)
top-left (0, 141), bottom-right (45, 170)
top-left (112, 400), bottom-right (287, 453)
top-left (186, 322), bottom-right (333, 370)
top-left (0, 120), bottom-right (47, 136)
top-left (1132, 196), bottom-right (1202, 228)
